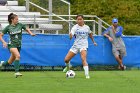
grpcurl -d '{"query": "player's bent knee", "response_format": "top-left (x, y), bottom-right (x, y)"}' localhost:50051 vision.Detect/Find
top-left (15, 55), bottom-right (20, 60)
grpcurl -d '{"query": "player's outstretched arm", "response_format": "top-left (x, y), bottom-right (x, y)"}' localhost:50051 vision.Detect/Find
top-left (26, 28), bottom-right (36, 36)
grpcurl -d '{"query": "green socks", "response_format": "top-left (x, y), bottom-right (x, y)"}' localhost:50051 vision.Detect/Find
top-left (14, 60), bottom-right (20, 72)
top-left (1, 60), bottom-right (20, 72)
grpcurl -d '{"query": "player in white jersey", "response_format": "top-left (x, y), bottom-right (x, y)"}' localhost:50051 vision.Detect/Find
top-left (63, 15), bottom-right (97, 79)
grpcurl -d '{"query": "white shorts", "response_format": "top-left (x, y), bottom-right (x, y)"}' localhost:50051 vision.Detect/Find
top-left (70, 46), bottom-right (87, 54)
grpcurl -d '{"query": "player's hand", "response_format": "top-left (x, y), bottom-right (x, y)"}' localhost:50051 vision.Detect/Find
top-left (93, 42), bottom-right (97, 46)
top-left (2, 42), bottom-right (7, 48)
top-left (31, 33), bottom-right (36, 36)
top-left (108, 37), bottom-right (113, 42)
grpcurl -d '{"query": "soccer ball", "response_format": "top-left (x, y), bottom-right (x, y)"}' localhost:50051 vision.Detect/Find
top-left (66, 70), bottom-right (75, 78)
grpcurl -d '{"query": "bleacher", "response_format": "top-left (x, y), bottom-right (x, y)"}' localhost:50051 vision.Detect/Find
top-left (0, 0), bottom-right (63, 34)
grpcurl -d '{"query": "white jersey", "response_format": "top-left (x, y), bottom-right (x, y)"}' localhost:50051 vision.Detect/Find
top-left (71, 24), bottom-right (92, 48)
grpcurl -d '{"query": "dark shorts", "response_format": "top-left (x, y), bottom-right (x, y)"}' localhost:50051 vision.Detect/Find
top-left (8, 44), bottom-right (21, 53)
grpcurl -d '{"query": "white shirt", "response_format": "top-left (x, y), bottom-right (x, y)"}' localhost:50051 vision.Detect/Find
top-left (70, 24), bottom-right (92, 48)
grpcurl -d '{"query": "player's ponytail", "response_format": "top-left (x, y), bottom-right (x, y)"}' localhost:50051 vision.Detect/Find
top-left (8, 13), bottom-right (17, 24)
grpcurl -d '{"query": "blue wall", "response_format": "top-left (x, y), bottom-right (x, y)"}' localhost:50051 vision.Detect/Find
top-left (0, 34), bottom-right (140, 67)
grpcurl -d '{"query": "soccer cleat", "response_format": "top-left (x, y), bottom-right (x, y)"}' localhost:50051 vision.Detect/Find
top-left (122, 65), bottom-right (126, 70)
top-left (86, 75), bottom-right (90, 79)
top-left (0, 61), bottom-right (4, 68)
top-left (124, 65), bottom-right (126, 70)
top-left (63, 67), bottom-right (68, 73)
top-left (118, 65), bottom-right (126, 71)
top-left (15, 72), bottom-right (22, 78)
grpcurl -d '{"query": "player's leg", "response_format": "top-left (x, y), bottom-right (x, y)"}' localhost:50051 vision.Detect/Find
top-left (10, 48), bottom-right (22, 77)
top-left (63, 51), bottom-right (76, 72)
top-left (0, 51), bottom-right (15, 67)
top-left (8, 54), bottom-right (16, 64)
top-left (80, 48), bottom-right (90, 79)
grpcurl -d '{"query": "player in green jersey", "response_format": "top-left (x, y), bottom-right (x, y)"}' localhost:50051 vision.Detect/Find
top-left (0, 13), bottom-right (35, 78)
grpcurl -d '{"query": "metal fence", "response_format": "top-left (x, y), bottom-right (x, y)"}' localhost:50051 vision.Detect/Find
top-left (23, 0), bottom-right (110, 34)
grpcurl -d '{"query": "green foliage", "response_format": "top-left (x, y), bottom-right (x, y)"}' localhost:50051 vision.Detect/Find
top-left (70, 0), bottom-right (140, 35)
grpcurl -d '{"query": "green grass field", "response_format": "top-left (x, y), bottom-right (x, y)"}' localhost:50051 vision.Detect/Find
top-left (0, 71), bottom-right (140, 93)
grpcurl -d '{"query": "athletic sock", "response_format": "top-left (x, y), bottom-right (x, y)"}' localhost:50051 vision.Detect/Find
top-left (66, 62), bottom-right (70, 70)
top-left (83, 66), bottom-right (89, 76)
top-left (14, 60), bottom-right (20, 73)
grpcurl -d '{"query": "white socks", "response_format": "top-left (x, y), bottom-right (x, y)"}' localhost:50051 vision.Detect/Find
top-left (66, 62), bottom-right (71, 70)
top-left (83, 66), bottom-right (89, 76)
top-left (66, 63), bottom-right (70, 67)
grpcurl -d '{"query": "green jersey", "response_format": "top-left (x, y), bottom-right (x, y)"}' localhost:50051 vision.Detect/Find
top-left (2, 23), bottom-right (26, 48)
